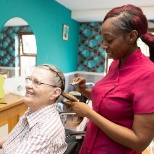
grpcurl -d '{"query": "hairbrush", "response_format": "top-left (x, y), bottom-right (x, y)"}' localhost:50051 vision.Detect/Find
top-left (61, 92), bottom-right (83, 126)
top-left (61, 92), bottom-right (79, 102)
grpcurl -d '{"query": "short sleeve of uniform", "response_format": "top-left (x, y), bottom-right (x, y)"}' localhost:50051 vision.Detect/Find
top-left (132, 71), bottom-right (154, 114)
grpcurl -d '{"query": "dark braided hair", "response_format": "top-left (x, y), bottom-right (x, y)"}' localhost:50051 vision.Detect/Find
top-left (103, 4), bottom-right (154, 62)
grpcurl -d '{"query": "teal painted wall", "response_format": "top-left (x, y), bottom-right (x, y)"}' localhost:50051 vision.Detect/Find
top-left (0, 0), bottom-right (79, 73)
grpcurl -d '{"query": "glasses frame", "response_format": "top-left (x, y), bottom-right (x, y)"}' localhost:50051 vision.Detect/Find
top-left (25, 76), bottom-right (57, 87)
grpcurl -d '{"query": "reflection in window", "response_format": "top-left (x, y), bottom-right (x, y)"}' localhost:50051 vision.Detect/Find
top-left (20, 56), bottom-right (36, 77)
top-left (21, 34), bottom-right (37, 54)
top-left (19, 32), bottom-right (37, 76)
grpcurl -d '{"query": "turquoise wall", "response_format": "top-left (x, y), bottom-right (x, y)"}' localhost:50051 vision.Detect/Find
top-left (0, 0), bottom-right (79, 73)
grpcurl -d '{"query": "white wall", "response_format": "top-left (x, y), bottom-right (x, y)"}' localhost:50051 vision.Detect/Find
top-left (0, 124), bottom-right (8, 154)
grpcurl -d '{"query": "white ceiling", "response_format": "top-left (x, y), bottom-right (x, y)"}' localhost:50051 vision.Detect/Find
top-left (4, 17), bottom-right (28, 27)
top-left (55, 0), bottom-right (154, 22)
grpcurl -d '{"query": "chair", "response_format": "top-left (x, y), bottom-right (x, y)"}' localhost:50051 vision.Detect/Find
top-left (60, 93), bottom-right (92, 153)
top-left (58, 111), bottom-right (87, 154)
top-left (65, 130), bottom-right (85, 154)
top-left (64, 141), bottom-right (78, 154)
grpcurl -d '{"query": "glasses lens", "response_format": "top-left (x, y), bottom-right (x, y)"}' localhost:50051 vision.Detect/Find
top-left (25, 77), bottom-right (30, 83)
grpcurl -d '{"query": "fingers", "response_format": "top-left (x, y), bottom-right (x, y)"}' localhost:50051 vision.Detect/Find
top-left (71, 77), bottom-right (80, 83)
top-left (71, 101), bottom-right (87, 110)
top-left (72, 102), bottom-right (90, 117)
top-left (71, 101), bottom-right (78, 106)
top-left (70, 77), bottom-right (85, 85)
top-left (71, 102), bottom-right (80, 115)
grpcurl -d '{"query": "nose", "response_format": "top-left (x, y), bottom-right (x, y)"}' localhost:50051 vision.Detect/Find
top-left (26, 83), bottom-right (33, 90)
top-left (102, 42), bottom-right (108, 50)
top-left (26, 80), bottom-right (33, 88)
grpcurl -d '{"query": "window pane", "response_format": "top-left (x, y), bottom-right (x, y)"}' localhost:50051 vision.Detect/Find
top-left (137, 38), bottom-right (149, 57)
top-left (22, 35), bottom-right (37, 54)
top-left (20, 56), bottom-right (36, 76)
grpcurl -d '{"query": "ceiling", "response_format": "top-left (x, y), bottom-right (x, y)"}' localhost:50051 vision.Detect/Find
top-left (55, 0), bottom-right (154, 22)
top-left (4, 17), bottom-right (28, 27)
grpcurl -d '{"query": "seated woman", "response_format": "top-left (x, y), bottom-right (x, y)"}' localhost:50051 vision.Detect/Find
top-left (0, 64), bottom-right (67, 154)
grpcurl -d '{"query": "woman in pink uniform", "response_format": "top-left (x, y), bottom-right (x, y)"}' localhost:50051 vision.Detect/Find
top-left (71, 4), bottom-right (154, 154)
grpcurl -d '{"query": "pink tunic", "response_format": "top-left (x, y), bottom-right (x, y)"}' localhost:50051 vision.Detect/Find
top-left (80, 49), bottom-right (154, 154)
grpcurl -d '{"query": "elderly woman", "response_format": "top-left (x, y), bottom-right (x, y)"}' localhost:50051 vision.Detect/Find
top-left (0, 64), bottom-right (67, 154)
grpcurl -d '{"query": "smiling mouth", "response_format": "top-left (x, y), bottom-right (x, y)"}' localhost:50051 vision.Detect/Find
top-left (26, 91), bottom-right (34, 95)
top-left (106, 50), bottom-right (110, 54)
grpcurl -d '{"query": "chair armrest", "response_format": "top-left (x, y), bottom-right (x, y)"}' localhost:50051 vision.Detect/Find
top-left (59, 112), bottom-right (76, 116)
top-left (65, 129), bottom-right (86, 137)
top-left (64, 142), bottom-right (78, 154)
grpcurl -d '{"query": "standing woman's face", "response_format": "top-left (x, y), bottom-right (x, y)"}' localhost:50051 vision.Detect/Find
top-left (101, 18), bottom-right (131, 60)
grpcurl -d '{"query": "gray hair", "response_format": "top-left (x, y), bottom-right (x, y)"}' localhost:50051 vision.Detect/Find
top-left (39, 64), bottom-right (65, 92)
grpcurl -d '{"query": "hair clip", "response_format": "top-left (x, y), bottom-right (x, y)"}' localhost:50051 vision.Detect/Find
top-left (70, 82), bottom-right (78, 87)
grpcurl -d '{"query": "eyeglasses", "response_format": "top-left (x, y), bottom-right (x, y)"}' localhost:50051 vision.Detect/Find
top-left (42, 64), bottom-right (65, 91)
top-left (25, 76), bottom-right (56, 87)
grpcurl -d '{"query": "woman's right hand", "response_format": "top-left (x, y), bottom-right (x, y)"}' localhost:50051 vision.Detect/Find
top-left (70, 77), bottom-right (86, 93)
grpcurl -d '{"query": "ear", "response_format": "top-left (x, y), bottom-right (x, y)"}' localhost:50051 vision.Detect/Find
top-left (127, 30), bottom-right (138, 44)
top-left (50, 88), bottom-right (61, 100)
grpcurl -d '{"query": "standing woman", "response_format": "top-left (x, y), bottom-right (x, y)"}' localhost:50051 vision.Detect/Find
top-left (71, 4), bottom-right (154, 154)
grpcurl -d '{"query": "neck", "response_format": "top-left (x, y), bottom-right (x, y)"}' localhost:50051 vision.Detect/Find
top-left (120, 45), bottom-right (138, 67)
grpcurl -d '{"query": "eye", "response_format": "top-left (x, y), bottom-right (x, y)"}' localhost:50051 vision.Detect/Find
top-left (103, 35), bottom-right (114, 44)
top-left (33, 79), bottom-right (41, 85)
top-left (25, 77), bottom-right (31, 83)
top-left (106, 39), bottom-right (113, 44)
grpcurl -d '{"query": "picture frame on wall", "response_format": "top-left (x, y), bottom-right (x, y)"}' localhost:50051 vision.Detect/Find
top-left (62, 24), bottom-right (69, 40)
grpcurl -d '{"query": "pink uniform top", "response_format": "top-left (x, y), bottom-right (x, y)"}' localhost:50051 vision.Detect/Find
top-left (80, 49), bottom-right (154, 154)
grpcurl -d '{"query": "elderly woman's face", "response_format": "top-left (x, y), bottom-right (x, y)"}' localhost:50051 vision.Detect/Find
top-left (102, 18), bottom-right (131, 60)
top-left (23, 67), bottom-right (57, 112)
